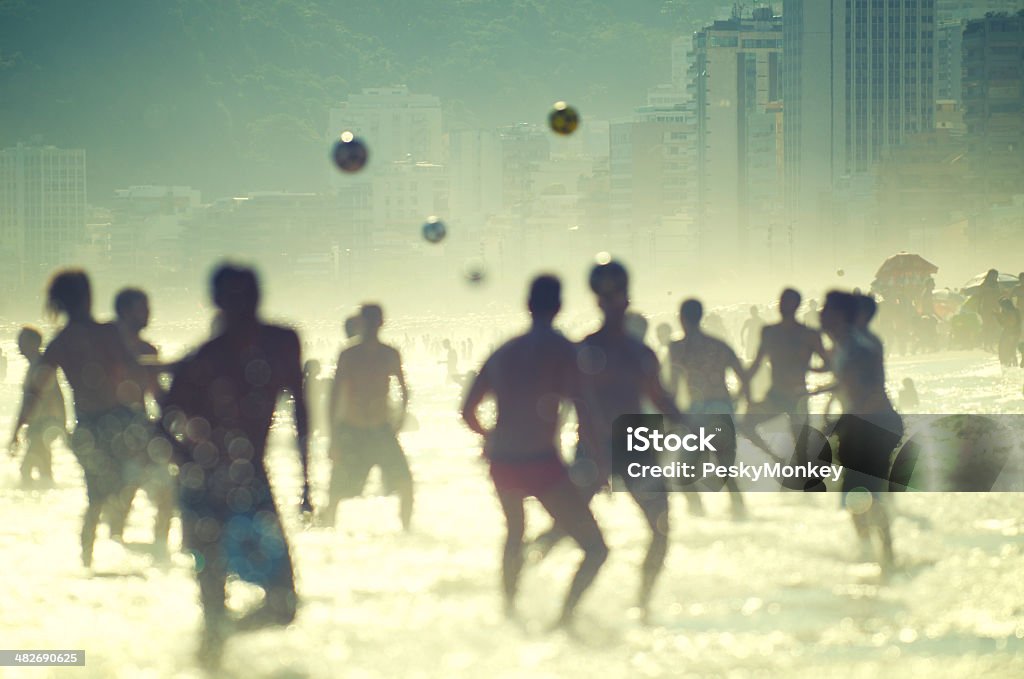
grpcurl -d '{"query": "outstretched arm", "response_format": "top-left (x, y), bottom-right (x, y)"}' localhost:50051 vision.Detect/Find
top-left (810, 332), bottom-right (831, 373)
top-left (327, 352), bottom-right (345, 430)
top-left (667, 345), bottom-right (683, 398)
top-left (747, 328), bottom-right (768, 380)
top-left (460, 365), bottom-right (492, 438)
top-left (645, 353), bottom-right (684, 422)
top-left (394, 352), bottom-right (410, 430)
top-left (9, 363), bottom-right (57, 451)
top-left (284, 333), bottom-right (312, 512)
top-left (727, 349), bottom-right (751, 402)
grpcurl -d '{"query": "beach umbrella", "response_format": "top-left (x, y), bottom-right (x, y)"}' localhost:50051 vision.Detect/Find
top-left (875, 252), bottom-right (939, 280)
top-left (961, 271), bottom-right (1019, 294)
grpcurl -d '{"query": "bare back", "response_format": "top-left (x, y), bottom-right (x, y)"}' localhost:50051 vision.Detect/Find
top-left (333, 340), bottom-right (402, 427)
top-left (759, 322), bottom-right (823, 396)
top-left (42, 320), bottom-right (144, 417)
top-left (163, 323), bottom-right (304, 467)
top-left (669, 333), bottom-right (736, 405)
top-left (479, 327), bottom-right (578, 460)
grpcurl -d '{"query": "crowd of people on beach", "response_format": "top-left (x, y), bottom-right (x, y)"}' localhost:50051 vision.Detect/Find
top-left (4, 260), bottom-right (922, 668)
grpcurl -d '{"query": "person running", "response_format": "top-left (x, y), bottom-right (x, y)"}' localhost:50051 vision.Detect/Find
top-left (461, 275), bottom-right (608, 627)
top-left (160, 264), bottom-right (312, 667)
top-left (741, 289), bottom-right (829, 475)
top-left (819, 291), bottom-right (903, 574)
top-left (8, 270), bottom-right (149, 568)
top-left (105, 287), bottom-right (174, 555)
top-left (441, 338), bottom-right (460, 385)
top-left (302, 359), bottom-right (329, 437)
top-left (535, 261), bottom-right (681, 620)
top-left (668, 299), bottom-right (748, 517)
top-left (997, 299), bottom-right (1020, 368)
top-left (9, 327), bottom-right (66, 486)
top-left (740, 305), bottom-right (764, 362)
top-left (324, 304), bottom-right (413, 531)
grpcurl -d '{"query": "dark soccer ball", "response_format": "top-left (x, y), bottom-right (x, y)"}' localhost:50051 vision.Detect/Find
top-left (464, 261), bottom-right (487, 285)
top-left (331, 132), bottom-right (368, 173)
top-left (837, 269), bottom-right (845, 277)
top-left (548, 102), bottom-right (580, 135)
top-left (422, 217), bottom-right (447, 244)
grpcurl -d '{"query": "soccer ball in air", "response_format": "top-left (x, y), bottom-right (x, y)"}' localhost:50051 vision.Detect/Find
top-left (422, 217), bottom-right (447, 244)
top-left (331, 132), bottom-right (369, 173)
top-left (548, 102), bottom-right (580, 136)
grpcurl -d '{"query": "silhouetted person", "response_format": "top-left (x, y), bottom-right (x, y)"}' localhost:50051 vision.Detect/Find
top-left (161, 264), bottom-right (312, 667)
top-left (106, 287), bottom-right (174, 554)
top-left (1010, 272), bottom-right (1024, 313)
top-left (9, 270), bottom-right (148, 568)
top-left (820, 291), bottom-right (902, 574)
top-left (998, 299), bottom-right (1020, 367)
top-left (9, 327), bottom-right (66, 486)
top-left (967, 269), bottom-right (1002, 351)
top-left (303, 359), bottom-right (329, 437)
top-left (740, 305), bottom-right (763, 361)
top-left (535, 261), bottom-right (681, 621)
top-left (742, 289), bottom-right (829, 471)
top-left (669, 299), bottom-right (747, 518)
top-left (324, 304), bottom-right (413, 530)
top-left (898, 378), bottom-right (919, 413)
top-left (461, 275), bottom-right (608, 627)
top-left (442, 338), bottom-right (460, 384)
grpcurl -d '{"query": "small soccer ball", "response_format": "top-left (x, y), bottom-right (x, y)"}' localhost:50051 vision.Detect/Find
top-left (837, 269), bottom-right (845, 277)
top-left (331, 132), bottom-right (368, 173)
top-left (464, 261), bottom-right (487, 286)
top-left (422, 217), bottom-right (447, 244)
top-left (548, 102), bottom-right (579, 135)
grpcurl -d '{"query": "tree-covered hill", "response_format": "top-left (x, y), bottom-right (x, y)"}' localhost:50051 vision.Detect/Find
top-left (0, 0), bottom-right (727, 200)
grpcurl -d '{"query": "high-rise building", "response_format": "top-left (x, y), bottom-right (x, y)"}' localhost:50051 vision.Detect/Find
top-left (106, 185), bottom-right (201, 282)
top-left (935, 3), bottom-right (1024, 102)
top-left (937, 18), bottom-right (967, 101)
top-left (963, 11), bottom-right (1024, 207)
top-left (447, 130), bottom-right (503, 228)
top-left (327, 86), bottom-right (444, 168)
top-left (0, 143), bottom-right (87, 304)
top-left (608, 109), bottom-right (698, 269)
top-left (937, 0), bottom-right (1024, 23)
top-left (690, 6), bottom-right (784, 264)
top-left (784, 0), bottom-right (937, 267)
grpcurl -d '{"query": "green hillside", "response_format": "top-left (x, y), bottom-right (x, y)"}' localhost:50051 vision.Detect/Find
top-left (0, 0), bottom-right (727, 200)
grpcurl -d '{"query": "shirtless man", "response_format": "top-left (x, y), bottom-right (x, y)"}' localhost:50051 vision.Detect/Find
top-left (324, 304), bottom-right (413, 530)
top-left (161, 264), bottom-right (312, 666)
top-left (740, 306), bottom-right (764, 361)
top-left (8, 270), bottom-right (148, 568)
top-left (535, 261), bottom-right (681, 620)
top-left (461, 275), bottom-right (608, 626)
top-left (669, 299), bottom-right (747, 517)
top-left (9, 327), bottom-right (66, 486)
top-left (819, 291), bottom-right (902, 573)
top-left (106, 287), bottom-right (174, 553)
top-left (742, 289), bottom-right (829, 473)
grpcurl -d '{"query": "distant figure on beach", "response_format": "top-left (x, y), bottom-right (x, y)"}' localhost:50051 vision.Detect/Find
top-left (324, 304), bottom-right (413, 531)
top-left (9, 326), bottom-right (66, 486)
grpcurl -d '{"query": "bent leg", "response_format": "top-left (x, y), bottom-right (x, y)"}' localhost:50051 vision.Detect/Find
top-left (536, 480), bottom-right (608, 626)
top-left (628, 486), bottom-right (669, 614)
